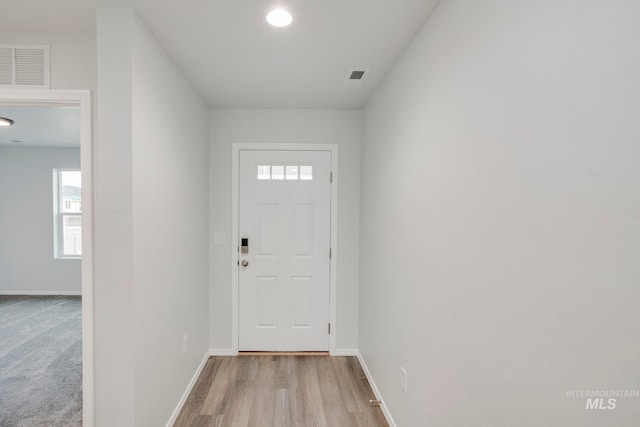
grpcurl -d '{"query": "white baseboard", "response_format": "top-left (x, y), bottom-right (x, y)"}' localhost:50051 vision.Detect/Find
top-left (209, 348), bottom-right (236, 356)
top-left (166, 350), bottom-right (210, 427)
top-left (356, 350), bottom-right (397, 427)
top-left (333, 348), bottom-right (358, 356)
top-left (0, 290), bottom-right (82, 296)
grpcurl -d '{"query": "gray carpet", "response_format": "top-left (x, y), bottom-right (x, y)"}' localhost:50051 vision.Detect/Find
top-left (0, 296), bottom-right (82, 427)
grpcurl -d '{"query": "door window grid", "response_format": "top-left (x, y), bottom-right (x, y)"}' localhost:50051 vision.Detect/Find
top-left (257, 165), bottom-right (313, 181)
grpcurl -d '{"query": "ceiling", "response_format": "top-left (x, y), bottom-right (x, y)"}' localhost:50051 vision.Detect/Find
top-left (0, 0), bottom-right (96, 32)
top-left (1, 0), bottom-right (442, 109)
top-left (0, 106), bottom-right (80, 148)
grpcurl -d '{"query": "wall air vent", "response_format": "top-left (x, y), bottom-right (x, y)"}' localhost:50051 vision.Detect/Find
top-left (0, 45), bottom-right (50, 89)
top-left (343, 68), bottom-right (369, 88)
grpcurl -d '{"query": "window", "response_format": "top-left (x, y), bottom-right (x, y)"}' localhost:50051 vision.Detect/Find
top-left (271, 165), bottom-right (285, 180)
top-left (257, 164), bottom-right (313, 181)
top-left (54, 169), bottom-right (82, 258)
top-left (285, 165), bottom-right (298, 180)
top-left (257, 165), bottom-right (271, 180)
top-left (299, 165), bottom-right (313, 180)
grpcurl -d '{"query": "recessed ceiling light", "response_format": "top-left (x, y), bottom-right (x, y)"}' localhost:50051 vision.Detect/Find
top-left (267, 9), bottom-right (293, 27)
top-left (0, 117), bottom-right (14, 127)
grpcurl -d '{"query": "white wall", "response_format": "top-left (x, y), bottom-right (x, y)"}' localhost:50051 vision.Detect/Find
top-left (360, 1), bottom-right (640, 426)
top-left (0, 147), bottom-right (81, 293)
top-left (209, 109), bottom-right (361, 351)
top-left (130, 10), bottom-right (210, 427)
top-left (0, 32), bottom-right (96, 91)
top-left (96, 8), bottom-right (209, 427)
top-left (96, 9), bottom-right (135, 424)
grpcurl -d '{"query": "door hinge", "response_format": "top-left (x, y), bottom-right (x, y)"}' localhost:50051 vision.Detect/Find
top-left (330, 172), bottom-right (333, 183)
top-left (328, 323), bottom-right (331, 334)
top-left (329, 248), bottom-right (332, 259)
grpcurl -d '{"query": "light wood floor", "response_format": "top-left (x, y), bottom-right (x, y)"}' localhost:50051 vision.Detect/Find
top-left (174, 355), bottom-right (389, 427)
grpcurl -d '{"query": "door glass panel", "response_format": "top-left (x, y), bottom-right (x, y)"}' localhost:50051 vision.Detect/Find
top-left (271, 165), bottom-right (285, 180)
top-left (257, 165), bottom-right (271, 180)
top-left (300, 165), bottom-right (313, 180)
top-left (286, 165), bottom-right (299, 180)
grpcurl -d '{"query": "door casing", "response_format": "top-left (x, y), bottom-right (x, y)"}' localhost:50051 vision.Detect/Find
top-left (232, 143), bottom-right (338, 355)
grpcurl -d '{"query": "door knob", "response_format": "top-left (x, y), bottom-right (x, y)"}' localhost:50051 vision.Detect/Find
top-left (241, 260), bottom-right (249, 267)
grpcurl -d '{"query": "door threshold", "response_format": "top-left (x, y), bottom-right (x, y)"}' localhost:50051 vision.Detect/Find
top-left (238, 351), bottom-right (330, 356)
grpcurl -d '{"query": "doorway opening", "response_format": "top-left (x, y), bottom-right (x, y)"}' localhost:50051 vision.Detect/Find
top-left (0, 90), bottom-right (93, 426)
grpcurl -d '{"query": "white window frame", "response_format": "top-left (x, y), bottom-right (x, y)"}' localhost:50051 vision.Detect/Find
top-left (53, 168), bottom-right (82, 259)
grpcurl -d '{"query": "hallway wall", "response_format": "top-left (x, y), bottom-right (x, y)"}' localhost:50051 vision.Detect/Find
top-left (360, 0), bottom-right (640, 425)
top-left (96, 8), bottom-right (210, 427)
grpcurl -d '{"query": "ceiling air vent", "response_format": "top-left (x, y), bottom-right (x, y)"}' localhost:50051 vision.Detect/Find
top-left (349, 70), bottom-right (366, 80)
top-left (0, 45), bottom-right (50, 89)
top-left (343, 68), bottom-right (369, 88)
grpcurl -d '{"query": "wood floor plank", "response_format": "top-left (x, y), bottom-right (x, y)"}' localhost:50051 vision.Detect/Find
top-left (220, 370), bottom-right (253, 425)
top-left (201, 357), bottom-right (236, 415)
top-left (318, 357), bottom-right (351, 426)
top-left (299, 357), bottom-right (328, 426)
top-left (233, 387), bottom-right (255, 427)
top-left (273, 389), bottom-right (291, 427)
top-left (335, 358), bottom-right (361, 413)
top-left (174, 355), bottom-right (388, 427)
top-left (247, 384), bottom-right (276, 426)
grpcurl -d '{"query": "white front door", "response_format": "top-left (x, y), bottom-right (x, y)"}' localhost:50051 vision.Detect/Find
top-left (239, 150), bottom-right (331, 351)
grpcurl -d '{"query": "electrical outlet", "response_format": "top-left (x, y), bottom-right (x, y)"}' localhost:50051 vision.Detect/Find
top-left (400, 367), bottom-right (407, 393)
top-left (182, 334), bottom-right (189, 355)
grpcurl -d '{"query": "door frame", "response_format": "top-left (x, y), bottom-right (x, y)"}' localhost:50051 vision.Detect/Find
top-left (232, 143), bottom-right (338, 355)
top-left (0, 89), bottom-right (94, 426)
